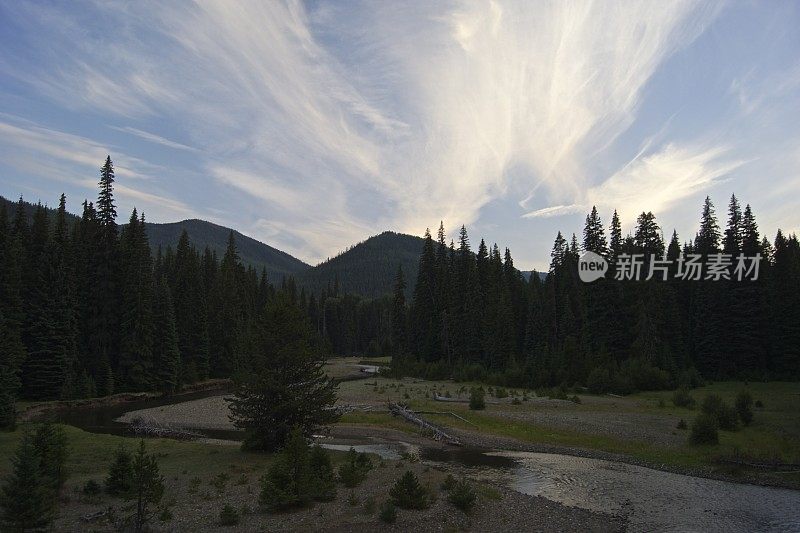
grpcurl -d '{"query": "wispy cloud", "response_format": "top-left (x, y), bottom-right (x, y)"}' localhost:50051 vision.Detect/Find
top-left (110, 126), bottom-right (199, 153)
top-left (1, 0), bottom-right (798, 266)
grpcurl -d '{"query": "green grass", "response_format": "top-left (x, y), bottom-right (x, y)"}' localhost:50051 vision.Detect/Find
top-left (340, 380), bottom-right (800, 486)
top-left (0, 425), bottom-right (277, 487)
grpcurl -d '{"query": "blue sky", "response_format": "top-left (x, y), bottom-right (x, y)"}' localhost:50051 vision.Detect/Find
top-left (0, 1), bottom-right (798, 270)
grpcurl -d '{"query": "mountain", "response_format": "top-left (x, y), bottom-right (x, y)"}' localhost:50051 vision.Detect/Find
top-left (144, 219), bottom-right (310, 280)
top-left (297, 231), bottom-right (425, 299)
top-left (0, 196), bottom-right (310, 281)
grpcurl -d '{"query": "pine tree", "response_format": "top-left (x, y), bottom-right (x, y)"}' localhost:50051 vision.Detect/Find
top-left (409, 229), bottom-right (440, 362)
top-left (583, 206), bottom-right (607, 255)
top-left (129, 440), bottom-right (164, 533)
top-left (151, 276), bottom-right (180, 393)
top-left (390, 266), bottom-right (407, 355)
top-left (0, 433), bottom-right (54, 531)
top-left (723, 194), bottom-right (743, 254)
top-left (118, 210), bottom-right (154, 390)
top-left (609, 210), bottom-right (623, 260)
top-left (208, 231), bottom-right (243, 377)
top-left (90, 157), bottom-right (121, 393)
top-left (171, 230), bottom-right (209, 382)
top-left (695, 196), bottom-right (721, 255)
top-left (229, 294), bottom-right (338, 451)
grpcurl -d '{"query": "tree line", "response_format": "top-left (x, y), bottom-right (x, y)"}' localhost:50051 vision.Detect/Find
top-left (0, 157), bottom-right (317, 428)
top-left (389, 197), bottom-right (800, 391)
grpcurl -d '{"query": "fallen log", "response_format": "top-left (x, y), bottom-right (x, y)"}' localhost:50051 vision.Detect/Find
top-left (414, 410), bottom-right (477, 427)
top-left (388, 402), bottom-right (462, 446)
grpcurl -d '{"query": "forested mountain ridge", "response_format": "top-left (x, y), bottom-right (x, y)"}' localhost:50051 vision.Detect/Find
top-left (0, 196), bottom-right (311, 281)
top-left (296, 231), bottom-right (425, 299)
top-left (143, 219), bottom-right (310, 281)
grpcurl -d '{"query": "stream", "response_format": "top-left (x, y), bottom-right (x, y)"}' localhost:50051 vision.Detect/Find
top-left (48, 391), bottom-right (800, 532)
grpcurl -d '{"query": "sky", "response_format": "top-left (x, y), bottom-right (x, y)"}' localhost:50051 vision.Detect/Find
top-left (0, 1), bottom-right (798, 270)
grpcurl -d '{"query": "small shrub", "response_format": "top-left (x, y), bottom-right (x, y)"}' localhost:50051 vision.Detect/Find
top-left (105, 445), bottom-right (133, 496)
top-left (755, 399), bottom-right (764, 408)
top-left (309, 445), bottom-right (336, 501)
top-left (495, 388), bottom-right (509, 399)
top-left (447, 478), bottom-right (476, 514)
top-left (338, 447), bottom-right (373, 488)
top-left (701, 394), bottom-right (738, 431)
top-left (689, 413), bottom-right (719, 445)
top-left (82, 479), bottom-right (102, 496)
top-left (379, 501), bottom-right (397, 523)
top-left (570, 395), bottom-right (581, 404)
top-left (469, 387), bottom-right (486, 410)
top-left (211, 472), bottom-right (229, 495)
top-left (511, 397), bottom-right (521, 405)
top-left (671, 388), bottom-right (695, 409)
top-left (735, 390), bottom-right (754, 426)
top-left (347, 492), bottom-right (359, 506)
top-left (259, 429), bottom-right (312, 512)
top-left (389, 470), bottom-right (429, 510)
top-left (676, 419), bottom-right (687, 430)
top-left (441, 474), bottom-right (457, 491)
top-left (219, 504), bottom-right (240, 526)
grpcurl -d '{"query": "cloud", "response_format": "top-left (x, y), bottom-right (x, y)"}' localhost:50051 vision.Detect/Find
top-left (0, 116), bottom-right (193, 220)
top-left (586, 142), bottom-right (745, 222)
top-left (5, 0), bottom-right (800, 267)
top-left (110, 126), bottom-right (199, 153)
top-left (522, 205), bottom-right (585, 219)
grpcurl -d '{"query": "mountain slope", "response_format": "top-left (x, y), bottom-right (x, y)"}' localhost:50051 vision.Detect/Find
top-left (0, 196), bottom-right (310, 280)
top-left (144, 219), bottom-right (310, 280)
top-left (297, 231), bottom-right (424, 299)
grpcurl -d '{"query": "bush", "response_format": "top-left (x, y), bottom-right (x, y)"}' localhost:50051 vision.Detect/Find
top-left (309, 445), bottom-right (336, 501)
top-left (129, 439), bottom-right (165, 533)
top-left (338, 447), bottom-right (373, 488)
top-left (379, 501), bottom-right (397, 523)
top-left (469, 387), bottom-right (486, 410)
top-left (31, 424), bottom-right (69, 493)
top-left (219, 504), bottom-right (240, 526)
top-left (82, 479), bottom-right (102, 496)
top-left (671, 388), bottom-right (695, 408)
top-left (447, 478), bottom-right (476, 514)
top-left (441, 474), bottom-right (457, 491)
top-left (0, 431), bottom-right (56, 532)
top-left (755, 399), bottom-right (764, 408)
top-left (689, 413), bottom-right (719, 445)
top-left (259, 429), bottom-right (312, 512)
top-left (494, 388), bottom-right (509, 399)
top-left (676, 419), bottom-right (687, 430)
top-left (701, 394), bottom-right (738, 431)
top-left (105, 445), bottom-right (133, 496)
top-left (389, 470), bottom-right (430, 510)
top-left (735, 390), bottom-right (754, 426)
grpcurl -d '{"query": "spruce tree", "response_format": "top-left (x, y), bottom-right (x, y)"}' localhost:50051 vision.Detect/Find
top-left (229, 294), bottom-right (338, 451)
top-left (152, 276), bottom-right (180, 393)
top-left (0, 433), bottom-right (54, 531)
top-left (695, 196), bottom-right (721, 255)
top-left (391, 266), bottom-right (407, 355)
top-left (722, 194), bottom-right (743, 254)
top-left (118, 210), bottom-right (155, 390)
top-left (583, 206), bottom-right (607, 255)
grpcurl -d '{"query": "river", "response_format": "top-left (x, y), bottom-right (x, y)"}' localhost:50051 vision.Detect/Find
top-left (48, 391), bottom-right (800, 532)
